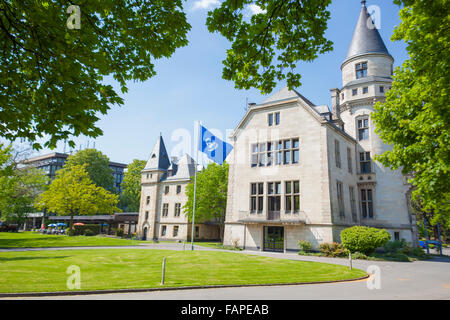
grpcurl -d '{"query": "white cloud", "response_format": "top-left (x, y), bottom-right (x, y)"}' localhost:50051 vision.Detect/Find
top-left (247, 4), bottom-right (267, 15)
top-left (192, 0), bottom-right (221, 11)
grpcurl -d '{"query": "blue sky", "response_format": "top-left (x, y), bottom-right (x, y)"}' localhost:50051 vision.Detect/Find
top-left (31, 0), bottom-right (409, 165)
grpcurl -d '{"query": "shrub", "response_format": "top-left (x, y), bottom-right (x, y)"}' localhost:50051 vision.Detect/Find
top-left (66, 228), bottom-right (76, 236)
top-left (351, 252), bottom-right (368, 260)
top-left (319, 242), bottom-right (348, 257)
top-left (84, 229), bottom-right (95, 236)
top-left (297, 240), bottom-right (312, 252)
top-left (384, 239), bottom-right (407, 253)
top-left (116, 228), bottom-right (124, 237)
top-left (341, 226), bottom-right (391, 255)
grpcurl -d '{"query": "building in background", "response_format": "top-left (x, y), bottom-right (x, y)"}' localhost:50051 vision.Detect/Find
top-left (22, 152), bottom-right (127, 193)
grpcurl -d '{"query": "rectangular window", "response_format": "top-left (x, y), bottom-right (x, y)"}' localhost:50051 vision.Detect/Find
top-left (352, 88), bottom-right (358, 96)
top-left (174, 203), bottom-right (181, 217)
top-left (176, 185), bottom-right (181, 194)
top-left (347, 147), bottom-right (353, 174)
top-left (275, 112), bottom-right (280, 125)
top-left (285, 180), bottom-right (300, 213)
top-left (145, 211), bottom-right (149, 220)
top-left (252, 139), bottom-right (299, 167)
top-left (361, 189), bottom-right (374, 219)
top-left (162, 203), bottom-right (169, 217)
top-left (358, 118), bottom-right (369, 141)
top-left (195, 226), bottom-right (200, 238)
top-left (161, 226), bottom-right (167, 236)
top-left (356, 62), bottom-right (368, 79)
top-left (394, 232), bottom-right (400, 241)
top-left (337, 181), bottom-right (345, 218)
top-left (349, 186), bottom-right (357, 222)
top-left (360, 152), bottom-right (372, 173)
top-left (380, 86), bottom-right (384, 93)
top-left (173, 226), bottom-right (179, 237)
top-left (363, 87), bottom-right (368, 94)
top-left (268, 113), bottom-right (274, 126)
top-left (146, 196), bottom-right (150, 205)
top-left (335, 140), bottom-right (341, 169)
top-left (164, 186), bottom-right (169, 194)
top-left (250, 183), bottom-right (264, 213)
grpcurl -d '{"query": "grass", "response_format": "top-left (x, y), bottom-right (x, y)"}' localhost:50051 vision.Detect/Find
top-left (193, 241), bottom-right (242, 251)
top-left (0, 232), bottom-right (141, 248)
top-left (0, 249), bottom-right (367, 293)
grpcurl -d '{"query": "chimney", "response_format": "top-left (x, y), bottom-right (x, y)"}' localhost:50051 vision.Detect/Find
top-left (330, 88), bottom-right (341, 119)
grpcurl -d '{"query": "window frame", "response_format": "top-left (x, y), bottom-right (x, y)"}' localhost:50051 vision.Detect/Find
top-left (355, 61), bottom-right (368, 79)
top-left (162, 203), bottom-right (169, 217)
top-left (357, 117), bottom-right (370, 141)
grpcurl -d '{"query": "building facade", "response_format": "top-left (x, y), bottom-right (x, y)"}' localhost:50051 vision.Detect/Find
top-left (137, 136), bottom-right (220, 241)
top-left (223, 2), bottom-right (417, 252)
top-left (23, 152), bottom-right (127, 193)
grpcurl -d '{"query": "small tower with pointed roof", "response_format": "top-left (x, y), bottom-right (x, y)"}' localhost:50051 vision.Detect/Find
top-left (334, 1), bottom-right (416, 244)
top-left (137, 135), bottom-right (221, 241)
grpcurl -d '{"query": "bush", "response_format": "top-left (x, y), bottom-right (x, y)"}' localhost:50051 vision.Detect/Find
top-left (297, 240), bottom-right (312, 252)
top-left (319, 242), bottom-right (348, 257)
top-left (341, 226), bottom-right (391, 255)
top-left (116, 228), bottom-right (124, 237)
top-left (351, 252), bottom-right (369, 260)
top-left (84, 229), bottom-right (95, 236)
top-left (66, 228), bottom-right (76, 236)
top-left (71, 224), bottom-right (101, 236)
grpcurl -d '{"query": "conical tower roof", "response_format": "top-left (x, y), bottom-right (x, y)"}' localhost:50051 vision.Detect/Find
top-left (144, 135), bottom-right (170, 171)
top-left (345, 1), bottom-right (391, 61)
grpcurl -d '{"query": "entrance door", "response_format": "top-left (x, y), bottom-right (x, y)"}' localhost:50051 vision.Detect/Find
top-left (263, 226), bottom-right (284, 252)
top-left (142, 227), bottom-right (148, 241)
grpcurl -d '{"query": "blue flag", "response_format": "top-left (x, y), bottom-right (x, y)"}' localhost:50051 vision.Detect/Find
top-left (198, 124), bottom-right (233, 165)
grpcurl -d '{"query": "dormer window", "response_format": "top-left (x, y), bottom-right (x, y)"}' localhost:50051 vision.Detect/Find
top-left (356, 62), bottom-right (367, 79)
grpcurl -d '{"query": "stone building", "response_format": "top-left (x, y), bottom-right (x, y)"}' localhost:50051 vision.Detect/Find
top-left (223, 1), bottom-right (417, 252)
top-left (137, 135), bottom-right (220, 241)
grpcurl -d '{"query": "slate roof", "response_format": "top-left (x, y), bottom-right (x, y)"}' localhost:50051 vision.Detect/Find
top-left (345, 1), bottom-right (391, 61)
top-left (144, 135), bottom-right (171, 171)
top-left (165, 154), bottom-right (196, 181)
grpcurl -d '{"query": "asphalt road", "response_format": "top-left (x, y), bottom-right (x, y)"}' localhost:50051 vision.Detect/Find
top-left (1, 244), bottom-right (449, 300)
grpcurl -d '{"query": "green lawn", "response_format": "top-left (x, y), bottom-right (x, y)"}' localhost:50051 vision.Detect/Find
top-left (0, 249), bottom-right (367, 293)
top-left (0, 232), bottom-right (141, 248)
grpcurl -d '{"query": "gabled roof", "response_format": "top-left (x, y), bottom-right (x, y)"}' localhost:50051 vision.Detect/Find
top-left (165, 154), bottom-right (196, 181)
top-left (144, 135), bottom-right (171, 171)
top-left (261, 86), bottom-right (315, 107)
top-left (345, 1), bottom-right (391, 62)
top-left (231, 86), bottom-right (325, 138)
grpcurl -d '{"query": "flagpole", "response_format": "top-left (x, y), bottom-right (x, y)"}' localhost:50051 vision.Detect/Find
top-left (191, 120), bottom-right (201, 251)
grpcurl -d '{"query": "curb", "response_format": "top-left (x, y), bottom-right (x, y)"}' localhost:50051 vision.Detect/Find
top-left (0, 275), bottom-right (369, 298)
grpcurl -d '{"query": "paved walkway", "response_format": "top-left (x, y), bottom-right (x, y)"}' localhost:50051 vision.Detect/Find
top-left (1, 243), bottom-right (449, 300)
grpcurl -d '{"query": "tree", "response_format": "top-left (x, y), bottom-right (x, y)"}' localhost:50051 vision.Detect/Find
top-left (206, 0), bottom-right (333, 93)
top-left (64, 149), bottom-right (114, 192)
top-left (37, 164), bottom-right (120, 230)
top-left (183, 162), bottom-right (229, 241)
top-left (0, 166), bottom-right (48, 224)
top-left (372, 0), bottom-right (450, 226)
top-left (0, 1), bottom-right (335, 149)
top-left (0, 0), bottom-right (190, 149)
top-left (0, 143), bottom-right (48, 223)
top-left (120, 159), bottom-right (146, 212)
